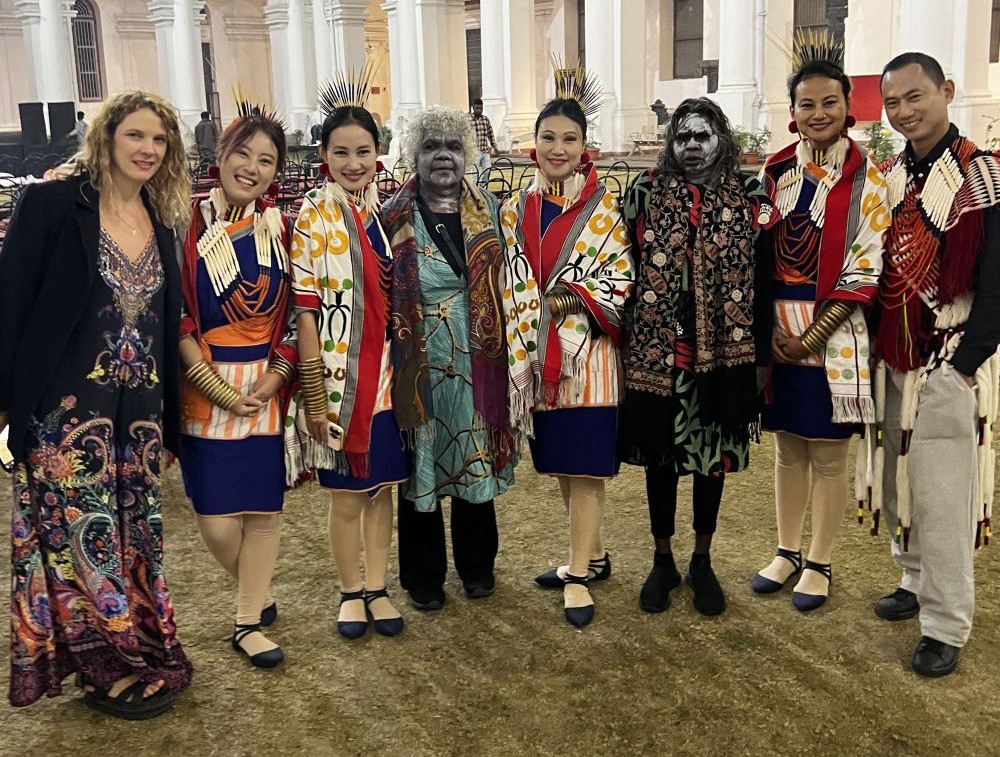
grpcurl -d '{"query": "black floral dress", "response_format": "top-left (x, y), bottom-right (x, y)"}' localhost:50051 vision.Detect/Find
top-left (9, 229), bottom-right (192, 707)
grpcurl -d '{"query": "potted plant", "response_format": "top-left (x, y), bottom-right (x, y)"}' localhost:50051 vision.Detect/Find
top-left (863, 121), bottom-right (897, 165)
top-left (378, 124), bottom-right (393, 154)
top-left (744, 126), bottom-right (772, 165)
top-left (291, 129), bottom-right (304, 147)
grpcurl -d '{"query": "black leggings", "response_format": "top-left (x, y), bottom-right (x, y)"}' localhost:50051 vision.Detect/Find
top-left (645, 465), bottom-right (725, 539)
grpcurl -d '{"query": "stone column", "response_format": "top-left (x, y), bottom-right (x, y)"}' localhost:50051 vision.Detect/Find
top-left (313, 0), bottom-right (338, 89)
top-left (504, 0), bottom-right (537, 137)
top-left (382, 0), bottom-right (403, 120)
top-left (535, 0), bottom-right (555, 103)
top-left (759, 0), bottom-right (794, 151)
top-left (265, 0), bottom-right (313, 135)
top-left (479, 0), bottom-right (508, 133)
top-left (445, 0), bottom-right (468, 108)
top-left (584, 0), bottom-right (650, 153)
top-left (331, 0), bottom-right (368, 72)
top-left (13, 0), bottom-right (78, 104)
top-left (414, 0), bottom-right (448, 106)
top-left (714, 0), bottom-right (757, 130)
top-left (896, 0), bottom-right (996, 144)
top-left (147, 0), bottom-right (208, 127)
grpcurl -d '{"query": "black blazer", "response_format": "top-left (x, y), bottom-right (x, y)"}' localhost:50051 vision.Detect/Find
top-left (0, 173), bottom-right (181, 461)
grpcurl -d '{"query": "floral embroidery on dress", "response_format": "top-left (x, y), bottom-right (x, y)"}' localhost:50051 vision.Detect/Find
top-left (87, 230), bottom-right (163, 389)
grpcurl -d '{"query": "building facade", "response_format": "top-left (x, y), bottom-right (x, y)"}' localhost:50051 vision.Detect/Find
top-left (1, 0), bottom-right (998, 152)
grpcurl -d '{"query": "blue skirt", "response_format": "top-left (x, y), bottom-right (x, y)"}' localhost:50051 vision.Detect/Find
top-left (318, 410), bottom-right (410, 494)
top-left (762, 363), bottom-right (853, 440)
top-left (529, 406), bottom-right (620, 478)
top-left (181, 434), bottom-right (286, 515)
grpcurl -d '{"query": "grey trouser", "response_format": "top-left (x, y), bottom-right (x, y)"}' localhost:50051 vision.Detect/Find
top-left (881, 365), bottom-right (980, 647)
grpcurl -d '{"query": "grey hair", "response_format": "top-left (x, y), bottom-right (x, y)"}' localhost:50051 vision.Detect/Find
top-left (403, 105), bottom-right (478, 166)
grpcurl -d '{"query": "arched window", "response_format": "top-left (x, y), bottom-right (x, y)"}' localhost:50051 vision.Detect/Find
top-left (72, 0), bottom-right (104, 101)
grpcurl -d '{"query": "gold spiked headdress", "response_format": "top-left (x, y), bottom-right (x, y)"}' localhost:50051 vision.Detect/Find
top-left (232, 83), bottom-right (287, 131)
top-left (319, 60), bottom-right (378, 115)
top-left (550, 54), bottom-right (603, 121)
top-left (790, 28), bottom-right (845, 71)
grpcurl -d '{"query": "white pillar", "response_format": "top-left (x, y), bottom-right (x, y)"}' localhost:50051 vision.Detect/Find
top-left (265, 0), bottom-right (312, 135)
top-left (535, 0), bottom-right (555, 103)
top-left (759, 0), bottom-right (794, 151)
top-left (584, 0), bottom-right (650, 153)
top-left (331, 0), bottom-right (368, 72)
top-left (414, 0), bottom-right (448, 106)
top-left (503, 0), bottom-right (537, 136)
top-left (14, 0), bottom-right (78, 104)
top-left (714, 0), bottom-right (757, 130)
top-left (313, 0), bottom-right (337, 88)
top-left (896, 0), bottom-right (996, 144)
top-left (388, 0), bottom-right (421, 115)
top-left (480, 0), bottom-right (507, 134)
top-left (445, 0), bottom-right (468, 108)
top-left (147, 0), bottom-right (208, 127)
top-left (382, 0), bottom-right (403, 121)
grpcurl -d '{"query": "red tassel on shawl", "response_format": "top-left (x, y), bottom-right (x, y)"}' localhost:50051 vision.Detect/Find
top-left (938, 210), bottom-right (984, 305)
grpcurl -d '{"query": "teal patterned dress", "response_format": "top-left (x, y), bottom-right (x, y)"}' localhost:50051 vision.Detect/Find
top-left (402, 204), bottom-right (515, 512)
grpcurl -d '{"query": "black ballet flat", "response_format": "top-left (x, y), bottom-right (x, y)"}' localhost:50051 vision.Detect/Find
top-left (232, 623), bottom-right (285, 668)
top-left (751, 548), bottom-right (803, 594)
top-left (563, 574), bottom-right (595, 628)
top-left (260, 601), bottom-right (278, 627)
top-left (535, 553), bottom-right (612, 589)
top-left (364, 588), bottom-right (405, 637)
top-left (337, 590), bottom-right (369, 639)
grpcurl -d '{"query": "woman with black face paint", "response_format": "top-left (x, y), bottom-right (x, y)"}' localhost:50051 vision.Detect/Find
top-left (620, 97), bottom-right (772, 618)
top-left (381, 106), bottom-right (516, 612)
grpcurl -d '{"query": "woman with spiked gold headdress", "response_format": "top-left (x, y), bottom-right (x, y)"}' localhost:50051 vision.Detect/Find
top-left (177, 88), bottom-right (295, 668)
top-left (286, 65), bottom-right (409, 640)
top-left (751, 31), bottom-right (889, 612)
top-left (500, 59), bottom-right (634, 628)
top-left (2, 90), bottom-right (191, 717)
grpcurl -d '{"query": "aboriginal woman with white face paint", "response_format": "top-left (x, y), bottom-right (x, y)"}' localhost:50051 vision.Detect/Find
top-left (620, 97), bottom-right (773, 618)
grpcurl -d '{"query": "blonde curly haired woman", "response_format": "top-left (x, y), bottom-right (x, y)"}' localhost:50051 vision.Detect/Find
top-left (1, 90), bottom-right (193, 719)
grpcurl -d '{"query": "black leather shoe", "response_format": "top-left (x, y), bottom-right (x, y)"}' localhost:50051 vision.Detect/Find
top-left (911, 636), bottom-right (960, 678)
top-left (407, 586), bottom-right (446, 611)
top-left (535, 553), bottom-right (612, 589)
top-left (875, 587), bottom-right (920, 621)
top-left (686, 557), bottom-right (726, 616)
top-left (639, 550), bottom-right (682, 613)
top-left (462, 575), bottom-right (496, 599)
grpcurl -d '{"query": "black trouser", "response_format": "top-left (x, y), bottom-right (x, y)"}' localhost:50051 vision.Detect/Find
top-left (645, 465), bottom-right (725, 539)
top-left (397, 496), bottom-right (498, 592)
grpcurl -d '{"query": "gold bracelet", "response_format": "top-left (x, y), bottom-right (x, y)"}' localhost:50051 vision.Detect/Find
top-left (186, 360), bottom-right (241, 411)
top-left (801, 301), bottom-right (854, 354)
top-left (298, 357), bottom-right (328, 418)
top-left (266, 354), bottom-right (294, 383)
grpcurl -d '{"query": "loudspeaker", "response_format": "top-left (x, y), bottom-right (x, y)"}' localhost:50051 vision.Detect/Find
top-left (18, 102), bottom-right (46, 146)
top-left (48, 102), bottom-right (77, 145)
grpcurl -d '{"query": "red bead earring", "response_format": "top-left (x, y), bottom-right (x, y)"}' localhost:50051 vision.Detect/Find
top-left (844, 115), bottom-right (856, 128)
top-left (266, 182), bottom-right (279, 199)
top-left (580, 151), bottom-right (591, 165)
top-left (376, 160), bottom-right (385, 173)
top-left (318, 163), bottom-right (331, 178)
top-left (787, 120), bottom-right (799, 134)
top-left (208, 164), bottom-right (220, 179)
top-left (529, 148), bottom-right (538, 165)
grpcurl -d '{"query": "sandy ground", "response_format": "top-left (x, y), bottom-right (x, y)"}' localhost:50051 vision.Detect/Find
top-left (1, 436), bottom-right (998, 757)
